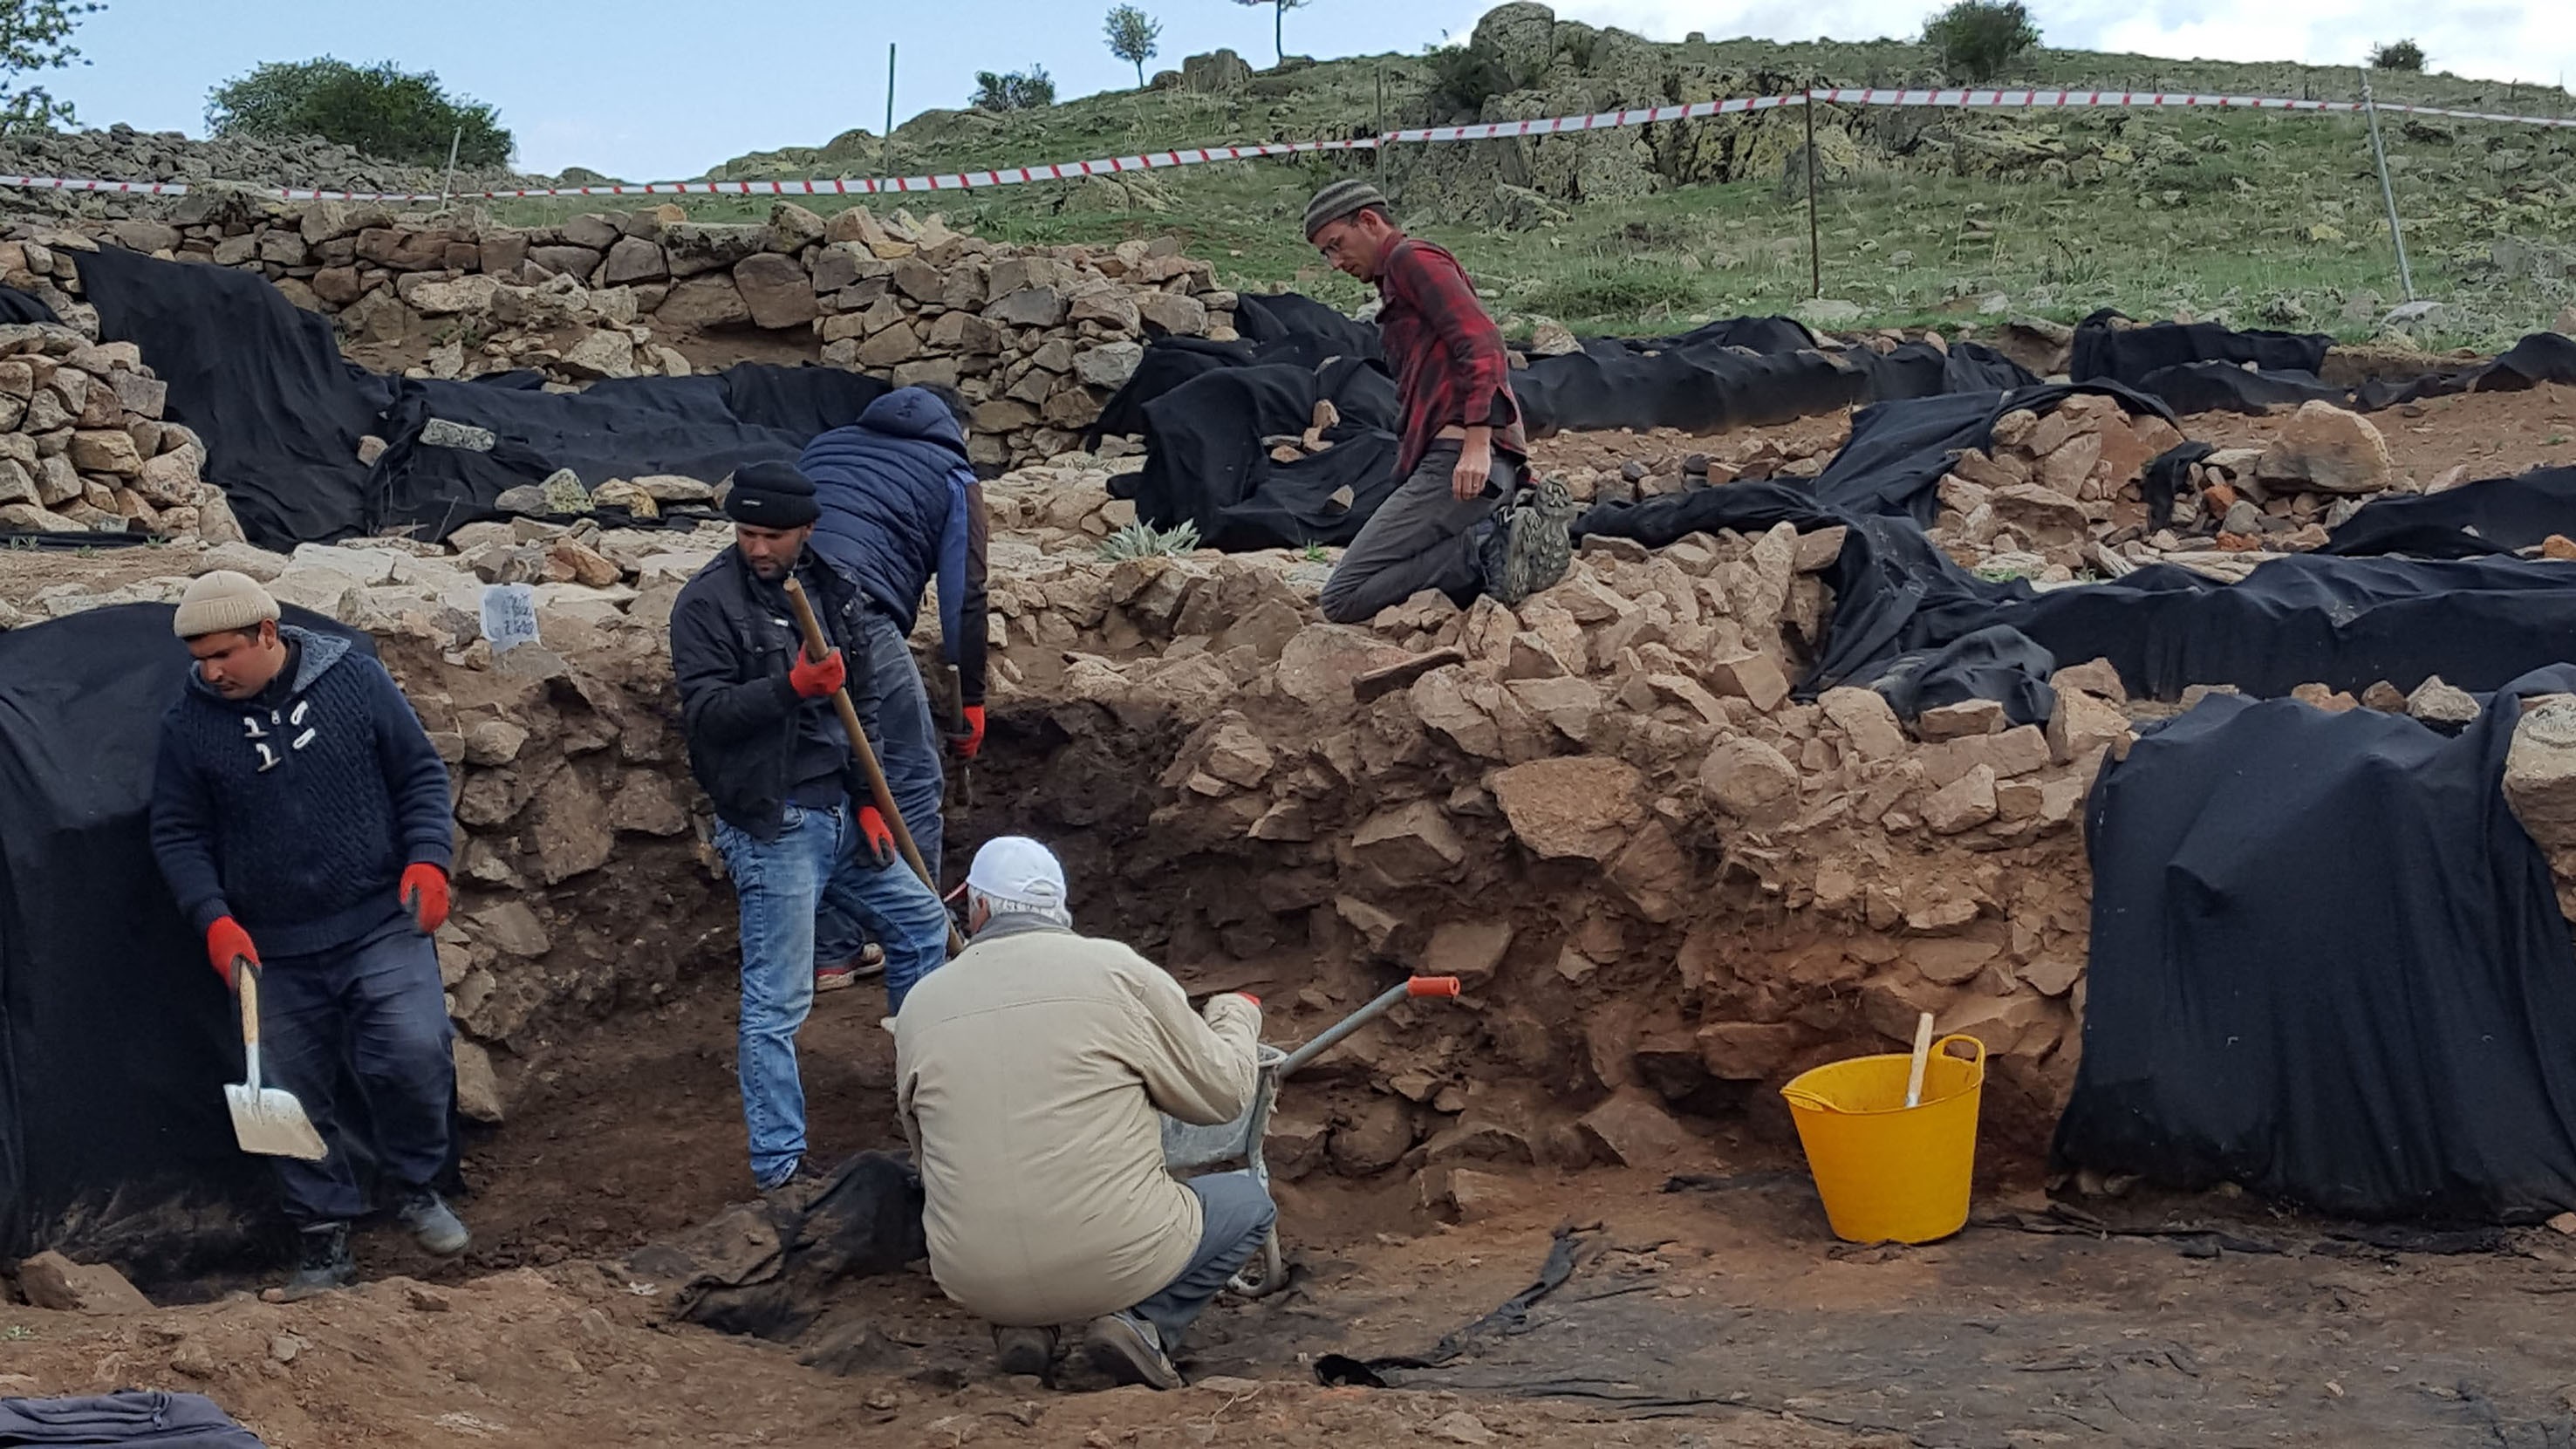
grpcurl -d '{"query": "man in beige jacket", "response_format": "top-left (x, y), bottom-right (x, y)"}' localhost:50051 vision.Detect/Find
top-left (894, 836), bottom-right (1271, 1390)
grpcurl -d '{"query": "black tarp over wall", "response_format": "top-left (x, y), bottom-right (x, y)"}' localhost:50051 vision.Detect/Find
top-left (76, 247), bottom-right (884, 549)
top-left (2056, 668), bottom-right (2576, 1220)
top-left (0, 606), bottom-right (370, 1258)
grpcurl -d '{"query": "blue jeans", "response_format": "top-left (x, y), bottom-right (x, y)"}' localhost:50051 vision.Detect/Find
top-left (1130, 1172), bottom-right (1277, 1344)
top-left (817, 611), bottom-right (947, 967)
top-left (714, 794), bottom-right (952, 1188)
top-left (257, 916), bottom-right (455, 1226)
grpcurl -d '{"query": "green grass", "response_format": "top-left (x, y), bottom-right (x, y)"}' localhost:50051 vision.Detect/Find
top-left (477, 36), bottom-right (2576, 351)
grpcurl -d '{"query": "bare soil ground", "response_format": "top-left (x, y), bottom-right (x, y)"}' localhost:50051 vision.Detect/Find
top-left (17, 962), bottom-right (2576, 1449)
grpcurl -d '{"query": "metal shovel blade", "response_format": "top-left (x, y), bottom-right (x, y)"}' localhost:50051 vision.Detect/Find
top-left (228, 963), bottom-right (328, 1160)
top-left (227, 1082), bottom-right (327, 1160)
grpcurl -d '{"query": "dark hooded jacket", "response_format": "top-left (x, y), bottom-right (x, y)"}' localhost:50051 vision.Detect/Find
top-left (801, 387), bottom-right (990, 706)
top-left (149, 625), bottom-right (454, 958)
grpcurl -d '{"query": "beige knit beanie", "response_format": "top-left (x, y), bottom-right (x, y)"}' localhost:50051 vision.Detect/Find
top-left (172, 570), bottom-right (280, 639)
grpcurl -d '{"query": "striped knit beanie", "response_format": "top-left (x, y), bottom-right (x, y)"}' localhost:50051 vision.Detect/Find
top-left (1304, 179), bottom-right (1390, 239)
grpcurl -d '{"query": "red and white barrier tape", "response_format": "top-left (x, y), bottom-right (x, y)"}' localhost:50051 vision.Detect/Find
top-left (1384, 92), bottom-right (1800, 143)
top-left (0, 83), bottom-right (2567, 202)
top-left (1814, 86), bottom-right (2576, 128)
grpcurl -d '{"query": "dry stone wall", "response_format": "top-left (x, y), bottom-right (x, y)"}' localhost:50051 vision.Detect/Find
top-left (0, 301), bottom-right (234, 537)
top-left (26, 201), bottom-right (1236, 470)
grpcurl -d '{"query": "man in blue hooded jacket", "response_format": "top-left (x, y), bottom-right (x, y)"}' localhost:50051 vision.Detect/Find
top-left (800, 385), bottom-right (988, 987)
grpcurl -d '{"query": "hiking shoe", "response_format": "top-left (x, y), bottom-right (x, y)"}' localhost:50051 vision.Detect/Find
top-left (993, 1324), bottom-right (1059, 1378)
top-left (396, 1188), bottom-right (470, 1257)
top-left (758, 1158), bottom-right (831, 1212)
top-left (1083, 1311), bottom-right (1182, 1391)
top-left (816, 944), bottom-right (885, 993)
top-left (279, 1221), bottom-right (354, 1302)
top-left (1479, 474), bottom-right (1577, 606)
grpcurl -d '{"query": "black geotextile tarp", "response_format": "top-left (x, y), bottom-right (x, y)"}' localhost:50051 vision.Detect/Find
top-left (0, 605), bottom-right (371, 1259)
top-left (369, 366), bottom-right (889, 543)
top-left (2071, 309), bottom-right (2330, 386)
top-left (2126, 331), bottom-right (2576, 417)
top-left (1117, 355), bottom-right (1403, 550)
top-left (1104, 291), bottom-right (2047, 550)
top-left (2054, 667), bottom-right (2576, 1220)
top-left (2321, 466), bottom-right (2576, 559)
top-left (1513, 333), bottom-right (2039, 438)
top-left (74, 246), bottom-right (884, 549)
top-left (1575, 385), bottom-right (2576, 719)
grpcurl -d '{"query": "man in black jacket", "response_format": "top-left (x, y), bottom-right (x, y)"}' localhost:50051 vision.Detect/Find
top-left (671, 461), bottom-right (953, 1198)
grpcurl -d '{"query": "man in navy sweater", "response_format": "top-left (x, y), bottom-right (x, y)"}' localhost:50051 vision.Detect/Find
top-left (150, 570), bottom-right (466, 1300)
top-left (801, 385), bottom-right (988, 989)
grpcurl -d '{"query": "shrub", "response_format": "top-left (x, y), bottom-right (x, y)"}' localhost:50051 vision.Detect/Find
top-left (207, 58), bottom-right (512, 167)
top-left (969, 66), bottom-right (1056, 113)
top-left (1922, 0), bottom-right (2040, 84)
top-left (2368, 39), bottom-right (2426, 72)
top-left (1097, 519), bottom-right (1200, 558)
top-left (1422, 39), bottom-right (1531, 117)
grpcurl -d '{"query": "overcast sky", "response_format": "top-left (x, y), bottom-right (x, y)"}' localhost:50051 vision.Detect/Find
top-left (40, 1), bottom-right (2576, 182)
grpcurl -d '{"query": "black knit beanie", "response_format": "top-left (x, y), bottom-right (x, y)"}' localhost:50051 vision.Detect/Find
top-left (724, 461), bottom-right (819, 528)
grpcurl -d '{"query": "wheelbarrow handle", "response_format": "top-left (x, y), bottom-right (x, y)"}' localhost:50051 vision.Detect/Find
top-left (1276, 977), bottom-right (1462, 1078)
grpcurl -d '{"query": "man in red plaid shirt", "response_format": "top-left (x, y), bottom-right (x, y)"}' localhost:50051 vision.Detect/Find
top-left (1305, 180), bottom-right (1575, 625)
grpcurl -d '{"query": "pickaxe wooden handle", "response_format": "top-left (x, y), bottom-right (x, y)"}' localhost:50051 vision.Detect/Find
top-left (782, 578), bottom-right (965, 957)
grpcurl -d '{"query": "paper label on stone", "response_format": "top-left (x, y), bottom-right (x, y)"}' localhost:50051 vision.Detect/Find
top-left (480, 583), bottom-right (539, 653)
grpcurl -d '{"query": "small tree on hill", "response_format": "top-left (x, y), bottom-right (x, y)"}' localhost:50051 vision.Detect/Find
top-left (1922, 0), bottom-right (2040, 83)
top-left (969, 65), bottom-right (1056, 112)
top-left (1104, 5), bottom-right (1162, 87)
top-left (1232, 0), bottom-right (1308, 66)
top-left (207, 58), bottom-right (512, 167)
top-left (2368, 39), bottom-right (2426, 72)
top-left (0, 0), bottom-right (103, 135)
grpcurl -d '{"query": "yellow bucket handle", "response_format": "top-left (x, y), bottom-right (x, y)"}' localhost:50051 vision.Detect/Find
top-left (1779, 1034), bottom-right (1988, 1114)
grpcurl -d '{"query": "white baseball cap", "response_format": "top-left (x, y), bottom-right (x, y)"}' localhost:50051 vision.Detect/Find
top-left (966, 836), bottom-right (1067, 913)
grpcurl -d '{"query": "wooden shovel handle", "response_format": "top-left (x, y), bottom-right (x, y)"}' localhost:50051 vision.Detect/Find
top-left (781, 578), bottom-right (965, 957)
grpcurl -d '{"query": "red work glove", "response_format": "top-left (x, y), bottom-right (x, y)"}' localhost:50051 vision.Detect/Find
top-left (401, 864), bottom-right (450, 934)
top-left (950, 705), bottom-right (986, 761)
top-left (207, 917), bottom-right (257, 991)
top-left (857, 806), bottom-right (898, 869)
top-left (789, 648), bottom-right (846, 700)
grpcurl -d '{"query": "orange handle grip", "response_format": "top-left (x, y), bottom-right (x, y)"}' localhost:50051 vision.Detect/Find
top-left (1407, 976), bottom-right (1462, 998)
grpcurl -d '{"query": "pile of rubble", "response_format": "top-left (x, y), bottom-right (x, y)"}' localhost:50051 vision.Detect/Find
top-left (42, 202), bottom-right (1233, 468)
top-left (0, 311), bottom-right (236, 537)
top-left (1931, 393), bottom-right (2426, 582)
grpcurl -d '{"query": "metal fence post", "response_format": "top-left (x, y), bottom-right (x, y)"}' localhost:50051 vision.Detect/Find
top-left (1803, 87), bottom-right (1822, 300)
top-left (2361, 79), bottom-right (2416, 303)
top-left (438, 125), bottom-right (461, 211)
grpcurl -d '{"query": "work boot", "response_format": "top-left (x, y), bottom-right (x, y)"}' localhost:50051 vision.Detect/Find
top-left (1083, 1310), bottom-right (1182, 1390)
top-left (1478, 473), bottom-right (1577, 606)
top-left (993, 1324), bottom-right (1059, 1378)
top-left (278, 1221), bottom-right (354, 1302)
top-left (759, 1158), bottom-right (831, 1213)
top-left (815, 943), bottom-right (885, 993)
top-left (396, 1188), bottom-right (471, 1257)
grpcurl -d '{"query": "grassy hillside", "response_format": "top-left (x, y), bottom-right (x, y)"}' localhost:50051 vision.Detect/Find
top-left (494, 15), bottom-right (2576, 350)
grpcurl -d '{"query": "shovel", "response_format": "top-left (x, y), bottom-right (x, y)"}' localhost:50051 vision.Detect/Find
top-left (226, 961), bottom-right (327, 1160)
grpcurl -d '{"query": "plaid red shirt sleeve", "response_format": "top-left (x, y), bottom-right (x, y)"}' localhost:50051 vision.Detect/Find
top-left (1380, 241), bottom-right (1520, 434)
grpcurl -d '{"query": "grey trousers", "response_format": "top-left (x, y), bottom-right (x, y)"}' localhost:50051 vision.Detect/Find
top-left (1318, 441), bottom-right (1523, 625)
top-left (1127, 1171), bottom-right (1276, 1344)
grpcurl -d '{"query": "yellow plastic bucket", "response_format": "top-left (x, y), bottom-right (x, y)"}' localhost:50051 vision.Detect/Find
top-left (1780, 1035), bottom-right (1987, 1244)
